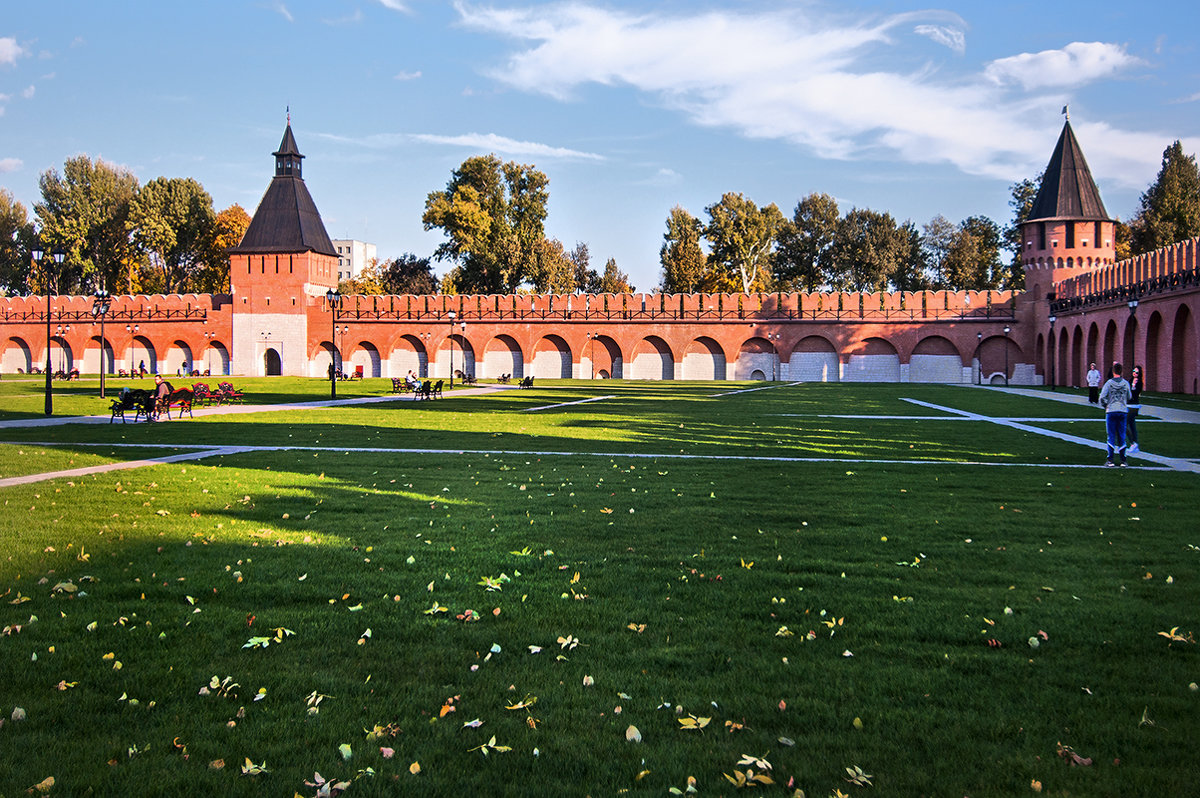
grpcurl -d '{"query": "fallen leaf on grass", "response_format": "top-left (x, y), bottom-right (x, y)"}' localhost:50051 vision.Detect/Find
top-left (677, 715), bottom-right (710, 731)
top-left (409, 761), bottom-right (421, 775)
top-left (625, 725), bottom-right (642, 743)
top-left (1055, 742), bottom-right (1092, 766)
top-left (240, 758), bottom-right (268, 776)
top-left (29, 776), bottom-right (55, 794)
top-left (844, 765), bottom-right (874, 786)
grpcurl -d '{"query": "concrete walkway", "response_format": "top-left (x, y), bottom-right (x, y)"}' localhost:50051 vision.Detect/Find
top-left (0, 383), bottom-right (514, 430)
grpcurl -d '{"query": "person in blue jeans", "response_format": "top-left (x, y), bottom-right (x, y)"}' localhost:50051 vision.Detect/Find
top-left (1126, 365), bottom-right (1143, 453)
top-left (1099, 362), bottom-right (1132, 467)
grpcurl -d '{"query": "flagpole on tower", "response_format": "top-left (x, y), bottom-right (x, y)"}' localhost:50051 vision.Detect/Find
top-left (1062, 104), bottom-right (1069, 121)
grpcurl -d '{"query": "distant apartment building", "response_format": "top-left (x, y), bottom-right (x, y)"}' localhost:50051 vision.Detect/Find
top-left (332, 239), bottom-right (377, 282)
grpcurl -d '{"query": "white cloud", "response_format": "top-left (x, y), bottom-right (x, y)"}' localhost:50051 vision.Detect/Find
top-left (453, 3), bottom-right (1166, 186)
top-left (394, 70), bottom-right (422, 81)
top-left (914, 24), bottom-right (964, 54)
top-left (984, 42), bottom-right (1144, 90)
top-left (22, 84), bottom-right (34, 99)
top-left (272, 2), bottom-right (294, 23)
top-left (0, 36), bottom-right (27, 66)
top-left (376, 0), bottom-right (409, 11)
top-left (411, 132), bottom-right (604, 160)
top-left (0, 157), bottom-right (22, 173)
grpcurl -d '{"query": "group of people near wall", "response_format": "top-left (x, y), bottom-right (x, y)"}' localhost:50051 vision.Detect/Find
top-left (1087, 361), bottom-right (1144, 467)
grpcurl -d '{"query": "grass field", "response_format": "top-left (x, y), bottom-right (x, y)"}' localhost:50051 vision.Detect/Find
top-left (0, 380), bottom-right (1197, 797)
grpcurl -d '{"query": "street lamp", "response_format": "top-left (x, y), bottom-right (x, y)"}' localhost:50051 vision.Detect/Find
top-left (459, 321), bottom-right (467, 382)
top-left (55, 324), bottom-right (71, 373)
top-left (587, 332), bottom-right (599, 380)
top-left (44, 246), bottom-right (65, 414)
top-left (1047, 316), bottom-right (1056, 391)
top-left (1003, 325), bottom-right (1011, 386)
top-left (1127, 299), bottom-right (1138, 315)
top-left (92, 289), bottom-right (111, 398)
top-left (448, 310), bottom-right (457, 387)
top-left (975, 332), bottom-right (983, 385)
top-left (326, 288), bottom-right (341, 399)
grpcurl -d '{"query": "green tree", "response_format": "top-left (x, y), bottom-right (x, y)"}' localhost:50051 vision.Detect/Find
top-left (530, 237), bottom-right (576, 293)
top-left (944, 216), bottom-right (1003, 290)
top-left (921, 214), bottom-right (958, 289)
top-left (422, 155), bottom-right (549, 293)
top-left (659, 205), bottom-right (707, 293)
top-left (830, 208), bottom-right (902, 292)
top-left (380, 253), bottom-right (438, 295)
top-left (569, 242), bottom-right (600, 293)
top-left (35, 155), bottom-right (140, 294)
top-left (888, 221), bottom-right (929, 292)
top-left (1130, 140), bottom-right (1200, 255)
top-left (1002, 173), bottom-right (1041, 287)
top-left (774, 192), bottom-right (839, 291)
top-left (193, 203), bottom-right (250, 294)
top-left (597, 257), bottom-right (634, 293)
top-left (0, 189), bottom-right (35, 295)
top-left (704, 193), bottom-right (783, 293)
top-left (338, 258), bottom-right (388, 295)
top-left (127, 177), bottom-right (217, 294)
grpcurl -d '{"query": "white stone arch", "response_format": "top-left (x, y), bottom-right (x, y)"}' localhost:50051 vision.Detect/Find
top-left (530, 334), bottom-right (571, 379)
top-left (681, 337), bottom-right (727, 380)
top-left (734, 337), bottom-right (776, 380)
top-left (845, 337), bottom-right (900, 382)
top-left (483, 334), bottom-right (524, 380)
top-left (165, 340), bottom-right (194, 375)
top-left (130, 336), bottom-right (157, 375)
top-left (349, 341), bottom-right (382, 378)
top-left (792, 335), bottom-right (838, 382)
top-left (388, 334), bottom-right (430, 379)
top-left (910, 335), bottom-right (962, 383)
top-left (3, 336), bottom-right (33, 374)
top-left (630, 335), bottom-right (673, 380)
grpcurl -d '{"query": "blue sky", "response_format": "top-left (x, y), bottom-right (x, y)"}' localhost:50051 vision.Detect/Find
top-left (2, 1), bottom-right (1197, 291)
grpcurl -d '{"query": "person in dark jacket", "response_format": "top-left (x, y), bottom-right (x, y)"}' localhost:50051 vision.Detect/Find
top-left (1126, 365), bottom-right (1143, 453)
top-left (1099, 362), bottom-right (1132, 467)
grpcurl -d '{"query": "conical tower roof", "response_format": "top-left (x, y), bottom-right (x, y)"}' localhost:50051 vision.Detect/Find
top-left (231, 124), bottom-right (337, 257)
top-left (1026, 120), bottom-right (1110, 222)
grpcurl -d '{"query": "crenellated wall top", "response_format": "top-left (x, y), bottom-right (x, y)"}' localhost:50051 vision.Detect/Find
top-left (1054, 236), bottom-right (1198, 300)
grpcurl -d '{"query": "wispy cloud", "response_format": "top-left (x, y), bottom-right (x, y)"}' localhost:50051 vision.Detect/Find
top-left (0, 157), bottom-right (23, 173)
top-left (315, 129), bottom-right (604, 161)
top-left (376, 0), bottom-right (410, 11)
top-left (271, 2), bottom-right (294, 23)
top-left (394, 70), bottom-right (422, 81)
top-left (453, 3), bottom-right (1163, 186)
top-left (411, 132), bottom-right (604, 160)
top-left (914, 24), bottom-right (964, 54)
top-left (324, 9), bottom-right (364, 25)
top-left (22, 85), bottom-right (34, 99)
top-left (0, 36), bottom-right (26, 66)
top-left (983, 42), bottom-right (1144, 90)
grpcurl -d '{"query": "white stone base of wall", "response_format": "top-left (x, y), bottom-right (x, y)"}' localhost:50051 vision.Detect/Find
top-left (843, 354), bottom-right (900, 382)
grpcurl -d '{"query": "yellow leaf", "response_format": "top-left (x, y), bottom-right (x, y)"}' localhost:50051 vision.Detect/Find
top-left (30, 776), bottom-right (55, 794)
top-left (409, 761), bottom-right (421, 775)
top-left (636, 769), bottom-right (651, 781)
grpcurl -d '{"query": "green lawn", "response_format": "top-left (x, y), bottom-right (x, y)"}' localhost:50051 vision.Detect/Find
top-left (1, 382), bottom-right (1197, 797)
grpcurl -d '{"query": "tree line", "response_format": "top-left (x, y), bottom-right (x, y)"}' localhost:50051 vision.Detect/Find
top-left (1, 156), bottom-right (250, 296)
top-left (3, 141), bottom-right (1197, 298)
top-left (660, 138), bottom-right (1200, 295)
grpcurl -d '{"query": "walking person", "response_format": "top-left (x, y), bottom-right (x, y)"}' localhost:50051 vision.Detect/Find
top-left (1126, 365), bottom-right (1144, 453)
top-left (1099, 362), bottom-right (1132, 467)
top-left (1086, 362), bottom-right (1102, 403)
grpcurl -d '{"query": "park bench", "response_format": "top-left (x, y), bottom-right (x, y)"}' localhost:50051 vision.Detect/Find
top-left (432, 379), bottom-right (444, 398)
top-left (217, 382), bottom-right (244, 403)
top-left (110, 389), bottom-right (154, 423)
top-left (156, 387), bottom-right (195, 420)
top-left (191, 383), bottom-right (219, 406)
top-left (519, 376), bottom-right (534, 389)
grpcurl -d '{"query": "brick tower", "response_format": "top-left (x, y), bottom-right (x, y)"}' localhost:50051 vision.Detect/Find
top-left (1020, 118), bottom-right (1116, 316)
top-left (229, 123), bottom-right (338, 376)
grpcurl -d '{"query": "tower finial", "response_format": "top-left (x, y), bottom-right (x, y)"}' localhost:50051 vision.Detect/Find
top-left (287, 105), bottom-right (291, 126)
top-left (1062, 104), bottom-right (1069, 121)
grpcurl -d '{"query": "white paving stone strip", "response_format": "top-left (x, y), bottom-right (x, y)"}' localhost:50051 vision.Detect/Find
top-left (0, 446), bottom-right (254, 489)
top-left (708, 382), bottom-right (803, 397)
top-left (523, 395), bottom-right (617, 412)
top-left (901, 398), bottom-right (1200, 474)
top-left (0, 440), bottom-right (1179, 489)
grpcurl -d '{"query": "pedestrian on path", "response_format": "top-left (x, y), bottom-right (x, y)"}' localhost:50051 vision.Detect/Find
top-left (1086, 362), bottom-right (1102, 403)
top-left (1099, 362), bottom-right (1132, 467)
top-left (1127, 365), bottom-right (1143, 453)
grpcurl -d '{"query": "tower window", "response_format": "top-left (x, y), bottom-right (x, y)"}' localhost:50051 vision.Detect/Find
top-left (1065, 223), bottom-right (1075, 248)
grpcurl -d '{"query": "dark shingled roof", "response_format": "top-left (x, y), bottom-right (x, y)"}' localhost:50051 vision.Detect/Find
top-left (1027, 120), bottom-right (1110, 222)
top-left (230, 125), bottom-right (337, 257)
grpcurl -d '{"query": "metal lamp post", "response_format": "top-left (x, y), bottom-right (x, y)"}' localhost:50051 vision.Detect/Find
top-left (92, 289), bottom-right (111, 398)
top-left (460, 321), bottom-right (467, 381)
top-left (55, 324), bottom-right (71, 373)
top-left (1047, 316), bottom-right (1056, 390)
top-left (975, 332), bottom-right (983, 385)
top-left (326, 288), bottom-right (341, 399)
top-left (448, 310), bottom-right (456, 387)
top-left (587, 333), bottom-right (598, 380)
top-left (1003, 325), bottom-right (1011, 386)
